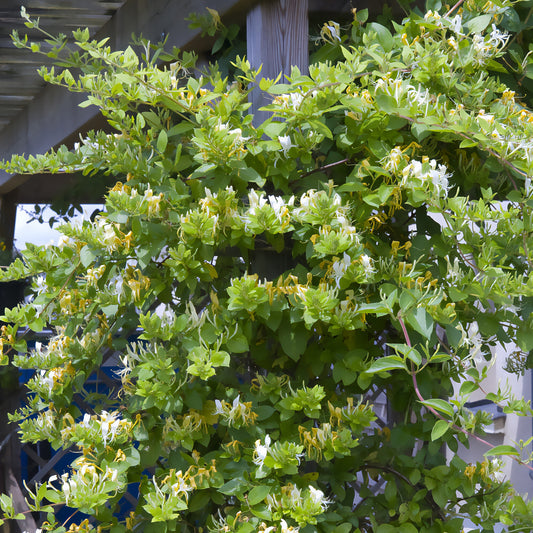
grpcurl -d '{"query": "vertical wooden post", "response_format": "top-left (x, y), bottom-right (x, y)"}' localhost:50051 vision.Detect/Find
top-left (0, 193), bottom-right (17, 252)
top-left (247, 0), bottom-right (309, 125)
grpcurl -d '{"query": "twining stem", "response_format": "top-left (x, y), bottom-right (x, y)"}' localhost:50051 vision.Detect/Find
top-left (445, 0), bottom-right (466, 17)
top-left (397, 314), bottom-right (533, 472)
top-left (298, 158), bottom-right (351, 179)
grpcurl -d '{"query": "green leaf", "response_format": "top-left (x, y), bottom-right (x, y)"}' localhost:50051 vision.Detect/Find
top-left (157, 129), bottom-right (168, 153)
top-left (376, 525), bottom-right (396, 533)
top-left (0, 494), bottom-right (12, 514)
top-left (237, 523), bottom-right (256, 533)
top-left (375, 94), bottom-right (397, 114)
top-left (465, 14), bottom-right (492, 33)
top-left (108, 210), bottom-right (129, 224)
top-left (388, 343), bottom-right (422, 365)
top-left (516, 322), bottom-right (533, 351)
top-left (220, 478), bottom-right (247, 496)
top-left (226, 332), bottom-right (249, 353)
top-left (308, 119), bottom-right (333, 139)
top-left (406, 307), bottom-right (434, 340)
top-left (367, 23), bottom-right (393, 51)
top-left (332, 362), bottom-right (357, 386)
top-left (365, 356), bottom-right (407, 374)
top-left (262, 121), bottom-right (286, 139)
top-left (404, 347), bottom-right (422, 366)
top-left (399, 524), bottom-right (418, 533)
top-left (248, 485), bottom-right (271, 506)
top-left (80, 245), bottom-right (97, 267)
top-left (459, 381), bottom-right (478, 395)
top-left (188, 491), bottom-right (211, 512)
top-left (279, 322), bottom-right (308, 361)
top-left (431, 420), bottom-right (450, 441)
top-left (333, 523), bottom-right (353, 533)
top-left (239, 166), bottom-right (265, 186)
top-left (425, 0), bottom-right (442, 11)
top-left (484, 445), bottom-right (520, 457)
top-left (411, 122), bottom-right (431, 142)
top-left (420, 398), bottom-right (454, 418)
top-left (356, 8), bottom-right (368, 23)
top-left (249, 503), bottom-right (272, 520)
top-left (101, 304), bottom-right (118, 316)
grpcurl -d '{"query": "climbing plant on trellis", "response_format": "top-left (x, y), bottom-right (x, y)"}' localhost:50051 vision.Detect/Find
top-left (2, 1), bottom-right (533, 531)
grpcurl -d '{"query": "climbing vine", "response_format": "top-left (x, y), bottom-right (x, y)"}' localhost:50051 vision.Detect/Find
top-left (1, 1), bottom-right (533, 531)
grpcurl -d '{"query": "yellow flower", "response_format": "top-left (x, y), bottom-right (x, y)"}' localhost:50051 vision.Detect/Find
top-left (464, 463), bottom-right (476, 480)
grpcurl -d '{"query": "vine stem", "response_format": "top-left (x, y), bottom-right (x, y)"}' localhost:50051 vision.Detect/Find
top-left (397, 314), bottom-right (533, 472)
top-left (444, 0), bottom-right (465, 17)
top-left (298, 158), bottom-right (351, 179)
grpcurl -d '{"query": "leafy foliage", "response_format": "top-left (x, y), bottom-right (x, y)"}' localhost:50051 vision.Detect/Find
top-left (2, 1), bottom-right (533, 531)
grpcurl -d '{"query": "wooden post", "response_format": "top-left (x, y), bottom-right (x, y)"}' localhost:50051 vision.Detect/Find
top-left (0, 193), bottom-right (17, 252)
top-left (247, 0), bottom-right (309, 125)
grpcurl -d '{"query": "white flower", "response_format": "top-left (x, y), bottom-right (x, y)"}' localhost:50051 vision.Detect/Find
top-left (99, 411), bottom-right (122, 445)
top-left (331, 253), bottom-right (352, 288)
top-left (214, 395), bottom-right (254, 426)
top-left (489, 24), bottom-right (509, 48)
top-left (445, 256), bottom-right (463, 283)
top-left (383, 146), bottom-right (404, 173)
top-left (80, 413), bottom-right (92, 428)
top-left (288, 484), bottom-right (303, 507)
top-left (249, 189), bottom-right (268, 215)
top-left (214, 121), bottom-right (229, 132)
top-left (290, 93), bottom-right (303, 109)
top-left (269, 195), bottom-right (287, 222)
top-left (168, 470), bottom-right (192, 499)
top-left (278, 135), bottom-right (295, 157)
top-left (158, 303), bottom-right (175, 328)
top-left (105, 466), bottom-right (119, 483)
top-left (407, 85), bottom-right (430, 108)
top-left (40, 368), bottom-right (63, 393)
top-left (253, 435), bottom-right (271, 467)
top-left (477, 109), bottom-right (495, 126)
top-left (214, 399), bottom-right (225, 415)
top-left (308, 485), bottom-right (331, 510)
top-left (280, 518), bottom-right (299, 533)
top-left (34, 274), bottom-right (46, 292)
top-left (457, 322), bottom-right (484, 363)
top-left (115, 353), bottom-right (133, 379)
top-left (401, 158), bottom-right (451, 198)
top-left (360, 254), bottom-right (375, 274)
top-left (322, 21), bottom-right (341, 42)
top-left (472, 33), bottom-right (490, 63)
top-left (449, 14), bottom-right (463, 35)
top-left (490, 459), bottom-right (505, 483)
top-left (427, 159), bottom-right (451, 195)
top-left (448, 36), bottom-right (458, 50)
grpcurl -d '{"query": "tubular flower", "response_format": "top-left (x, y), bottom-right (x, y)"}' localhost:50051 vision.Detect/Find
top-left (253, 435), bottom-right (271, 469)
top-left (213, 395), bottom-right (258, 427)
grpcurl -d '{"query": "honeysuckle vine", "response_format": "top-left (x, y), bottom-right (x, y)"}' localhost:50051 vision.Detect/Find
top-left (397, 313), bottom-right (533, 470)
top-left (1, 1), bottom-right (533, 532)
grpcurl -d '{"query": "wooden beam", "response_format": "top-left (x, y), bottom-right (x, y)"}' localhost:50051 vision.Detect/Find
top-left (247, 0), bottom-right (309, 125)
top-left (0, 0), bottom-right (259, 194)
top-left (10, 172), bottom-right (110, 205)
